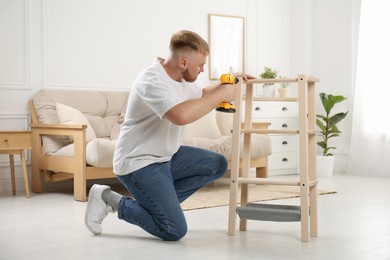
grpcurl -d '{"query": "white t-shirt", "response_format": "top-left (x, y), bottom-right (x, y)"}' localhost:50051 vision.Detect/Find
top-left (113, 58), bottom-right (203, 176)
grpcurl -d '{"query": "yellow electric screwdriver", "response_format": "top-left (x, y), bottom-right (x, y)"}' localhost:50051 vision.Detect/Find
top-left (216, 74), bottom-right (239, 113)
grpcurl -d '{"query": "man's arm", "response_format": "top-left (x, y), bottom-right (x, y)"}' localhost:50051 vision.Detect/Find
top-left (165, 74), bottom-right (256, 125)
top-left (164, 82), bottom-right (236, 125)
top-left (202, 73), bottom-right (255, 97)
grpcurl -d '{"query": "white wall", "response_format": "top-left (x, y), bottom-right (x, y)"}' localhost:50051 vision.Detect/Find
top-left (310, 0), bottom-right (360, 172)
top-left (0, 0), bottom-right (358, 193)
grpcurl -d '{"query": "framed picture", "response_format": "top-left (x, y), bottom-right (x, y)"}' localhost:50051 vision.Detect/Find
top-left (208, 14), bottom-right (245, 80)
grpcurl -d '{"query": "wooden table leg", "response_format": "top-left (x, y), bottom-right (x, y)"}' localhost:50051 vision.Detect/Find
top-left (9, 154), bottom-right (16, 195)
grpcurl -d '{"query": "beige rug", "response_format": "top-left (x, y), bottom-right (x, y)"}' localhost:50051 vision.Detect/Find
top-left (181, 182), bottom-right (336, 211)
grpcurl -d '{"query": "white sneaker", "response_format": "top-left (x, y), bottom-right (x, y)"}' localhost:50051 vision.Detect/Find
top-left (85, 184), bottom-right (115, 235)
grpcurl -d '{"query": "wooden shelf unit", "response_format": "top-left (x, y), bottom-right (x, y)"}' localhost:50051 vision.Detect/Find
top-left (228, 75), bottom-right (319, 242)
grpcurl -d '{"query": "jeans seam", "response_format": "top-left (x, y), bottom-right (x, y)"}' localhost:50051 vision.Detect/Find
top-left (131, 180), bottom-right (171, 236)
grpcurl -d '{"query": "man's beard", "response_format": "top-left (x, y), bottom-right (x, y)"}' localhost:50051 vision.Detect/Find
top-left (182, 69), bottom-right (197, 82)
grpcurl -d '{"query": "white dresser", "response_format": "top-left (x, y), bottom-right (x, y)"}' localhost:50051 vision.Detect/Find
top-left (244, 100), bottom-right (298, 175)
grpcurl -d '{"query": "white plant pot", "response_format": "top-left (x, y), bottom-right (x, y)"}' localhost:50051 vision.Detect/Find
top-left (316, 155), bottom-right (335, 177)
top-left (263, 85), bottom-right (275, 97)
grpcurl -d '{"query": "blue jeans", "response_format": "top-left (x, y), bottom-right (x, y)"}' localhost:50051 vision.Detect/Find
top-left (116, 146), bottom-right (227, 241)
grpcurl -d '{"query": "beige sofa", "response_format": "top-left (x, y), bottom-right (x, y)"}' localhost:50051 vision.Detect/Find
top-left (30, 89), bottom-right (271, 201)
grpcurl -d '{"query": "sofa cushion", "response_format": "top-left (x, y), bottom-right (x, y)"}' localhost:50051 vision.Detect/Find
top-left (86, 138), bottom-right (116, 167)
top-left (33, 89), bottom-right (129, 154)
top-left (52, 138), bottom-right (116, 168)
top-left (226, 134), bottom-right (272, 159)
top-left (52, 133), bottom-right (271, 168)
top-left (56, 103), bottom-right (97, 142)
top-left (184, 109), bottom-right (221, 139)
top-left (32, 91), bottom-right (71, 154)
top-left (110, 103), bottom-right (127, 140)
top-left (182, 136), bottom-right (232, 155)
top-left (215, 112), bottom-right (234, 135)
top-left (182, 134), bottom-right (271, 159)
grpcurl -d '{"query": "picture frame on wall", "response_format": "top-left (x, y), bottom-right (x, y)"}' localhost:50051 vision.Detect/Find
top-left (208, 14), bottom-right (245, 80)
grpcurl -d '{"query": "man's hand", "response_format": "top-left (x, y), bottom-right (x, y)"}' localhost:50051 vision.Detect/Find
top-left (234, 73), bottom-right (256, 81)
top-left (219, 82), bottom-right (237, 102)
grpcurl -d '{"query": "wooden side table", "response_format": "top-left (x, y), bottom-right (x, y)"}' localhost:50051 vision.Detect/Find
top-left (0, 131), bottom-right (32, 197)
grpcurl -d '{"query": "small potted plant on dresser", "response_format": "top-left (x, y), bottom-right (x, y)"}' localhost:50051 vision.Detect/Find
top-left (316, 92), bottom-right (348, 176)
top-left (259, 67), bottom-right (279, 97)
top-left (278, 76), bottom-right (290, 98)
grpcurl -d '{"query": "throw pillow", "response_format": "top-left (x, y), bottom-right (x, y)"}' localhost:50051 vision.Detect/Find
top-left (56, 102), bottom-right (97, 142)
top-left (215, 112), bottom-right (234, 135)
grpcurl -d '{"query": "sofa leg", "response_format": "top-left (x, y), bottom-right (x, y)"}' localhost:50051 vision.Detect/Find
top-left (73, 167), bottom-right (87, 202)
top-left (31, 163), bottom-right (42, 193)
top-left (31, 142), bottom-right (42, 193)
top-left (74, 177), bottom-right (87, 202)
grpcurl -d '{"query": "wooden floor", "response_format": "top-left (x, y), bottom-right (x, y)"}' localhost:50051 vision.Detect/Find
top-left (1, 173), bottom-right (390, 260)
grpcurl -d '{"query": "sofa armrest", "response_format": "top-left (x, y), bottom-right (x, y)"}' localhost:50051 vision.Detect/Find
top-left (30, 123), bottom-right (88, 201)
top-left (30, 123), bottom-right (87, 142)
top-left (30, 123), bottom-right (87, 155)
top-left (31, 123), bottom-right (86, 131)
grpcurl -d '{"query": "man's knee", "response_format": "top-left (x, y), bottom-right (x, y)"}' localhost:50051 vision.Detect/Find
top-left (162, 220), bottom-right (188, 241)
top-left (214, 153), bottom-right (228, 176)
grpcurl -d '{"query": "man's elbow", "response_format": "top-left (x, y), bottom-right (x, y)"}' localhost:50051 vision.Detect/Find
top-left (164, 111), bottom-right (190, 126)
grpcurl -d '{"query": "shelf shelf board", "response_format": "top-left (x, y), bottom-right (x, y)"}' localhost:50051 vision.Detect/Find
top-left (240, 129), bottom-right (299, 134)
top-left (306, 76), bottom-right (320, 82)
top-left (241, 76), bottom-right (319, 85)
top-left (237, 178), bottom-right (300, 186)
top-left (244, 78), bottom-right (298, 84)
top-left (253, 97), bottom-right (299, 102)
top-left (237, 178), bottom-right (318, 187)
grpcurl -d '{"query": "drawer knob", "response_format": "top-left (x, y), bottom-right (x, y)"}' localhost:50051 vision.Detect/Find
top-left (282, 141), bottom-right (288, 145)
top-left (282, 124), bottom-right (288, 128)
top-left (255, 107), bottom-right (261, 111)
top-left (282, 107), bottom-right (288, 111)
top-left (282, 158), bottom-right (288, 162)
top-left (4, 139), bottom-right (8, 143)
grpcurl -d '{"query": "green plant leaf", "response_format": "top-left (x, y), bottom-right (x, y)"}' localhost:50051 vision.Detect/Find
top-left (260, 67), bottom-right (279, 79)
top-left (319, 93), bottom-right (348, 115)
top-left (328, 133), bottom-right (340, 139)
top-left (329, 125), bottom-right (341, 134)
top-left (316, 119), bottom-right (326, 132)
top-left (330, 95), bottom-right (347, 104)
top-left (323, 148), bottom-right (330, 155)
top-left (329, 112), bottom-right (348, 128)
top-left (316, 92), bottom-right (348, 156)
top-left (317, 141), bottom-right (326, 149)
top-left (319, 93), bottom-right (333, 114)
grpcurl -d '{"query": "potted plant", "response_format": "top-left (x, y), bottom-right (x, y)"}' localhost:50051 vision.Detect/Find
top-left (259, 67), bottom-right (279, 97)
top-left (278, 76), bottom-right (289, 98)
top-left (316, 92), bottom-right (348, 176)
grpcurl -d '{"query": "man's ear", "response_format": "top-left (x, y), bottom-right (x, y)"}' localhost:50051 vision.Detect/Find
top-left (178, 57), bottom-right (187, 69)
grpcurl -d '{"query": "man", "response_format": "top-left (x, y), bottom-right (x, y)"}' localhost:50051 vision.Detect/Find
top-left (85, 30), bottom-right (252, 241)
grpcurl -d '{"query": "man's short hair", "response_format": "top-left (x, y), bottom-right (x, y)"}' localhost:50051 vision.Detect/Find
top-left (169, 30), bottom-right (209, 55)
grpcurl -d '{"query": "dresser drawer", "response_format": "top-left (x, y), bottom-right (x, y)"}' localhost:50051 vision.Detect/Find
top-left (266, 119), bottom-right (297, 130)
top-left (251, 101), bottom-right (297, 119)
top-left (269, 152), bottom-right (297, 170)
top-left (270, 135), bottom-right (298, 152)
